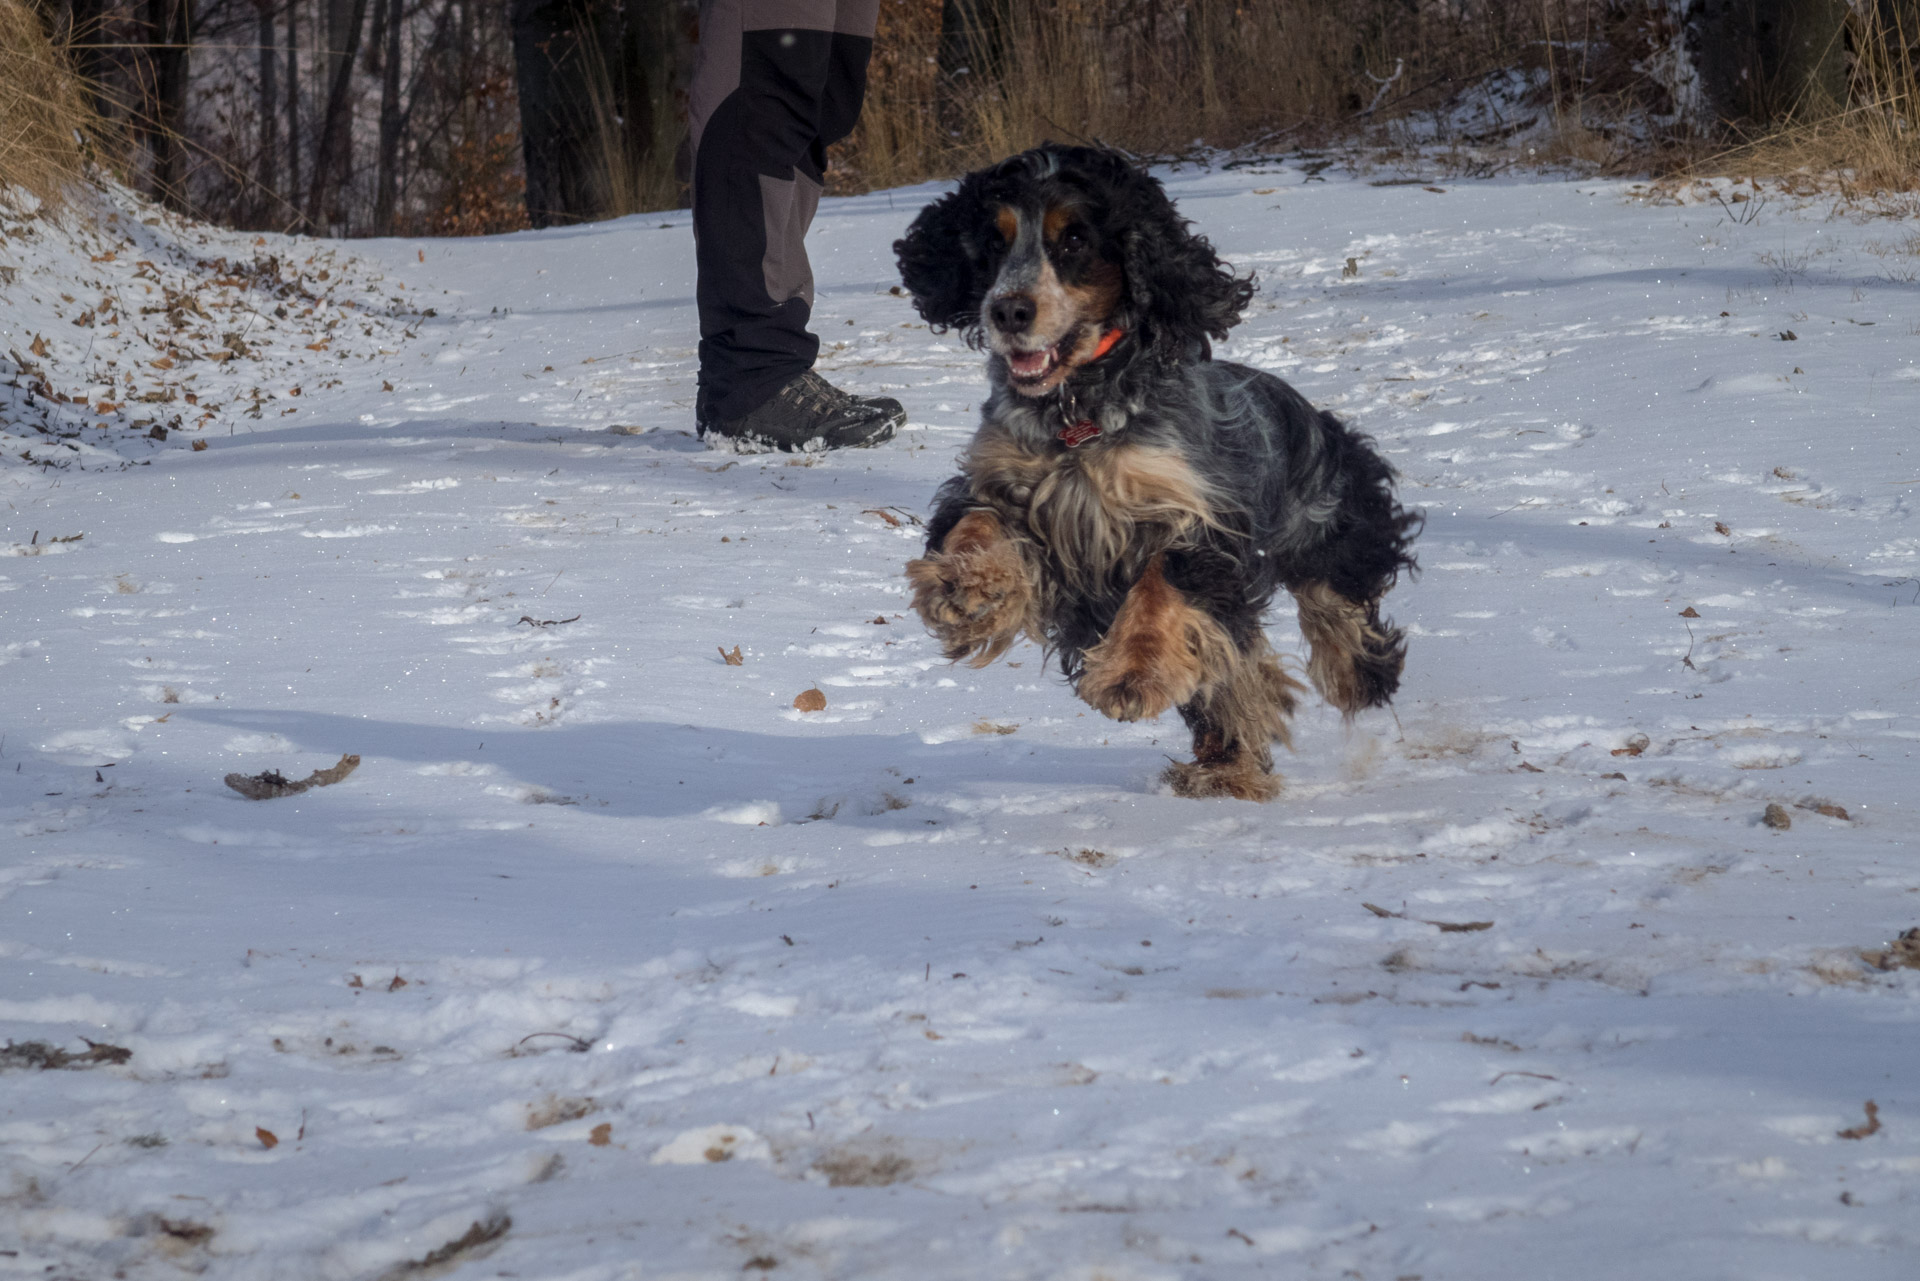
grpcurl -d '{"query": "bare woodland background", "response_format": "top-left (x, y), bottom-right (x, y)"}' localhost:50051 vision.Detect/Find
top-left (4, 0), bottom-right (1919, 236)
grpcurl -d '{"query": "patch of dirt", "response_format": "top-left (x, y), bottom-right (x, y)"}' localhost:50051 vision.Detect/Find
top-left (0, 1038), bottom-right (131, 1070)
top-left (525, 1095), bottom-right (595, 1130)
top-left (378, 1212), bottom-right (511, 1280)
top-left (1860, 928), bottom-right (1920, 972)
top-left (813, 1145), bottom-right (916, 1187)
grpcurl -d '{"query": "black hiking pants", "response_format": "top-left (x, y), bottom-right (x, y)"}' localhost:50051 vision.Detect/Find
top-left (690, 0), bottom-right (878, 422)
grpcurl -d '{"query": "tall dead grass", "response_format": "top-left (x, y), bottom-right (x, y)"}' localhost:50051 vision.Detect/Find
top-left (0, 0), bottom-right (95, 208)
top-left (1709, 5), bottom-right (1920, 194)
top-left (835, 0), bottom-right (1530, 192)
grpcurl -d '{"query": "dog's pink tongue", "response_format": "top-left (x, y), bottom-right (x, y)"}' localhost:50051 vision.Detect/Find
top-left (1008, 349), bottom-right (1050, 377)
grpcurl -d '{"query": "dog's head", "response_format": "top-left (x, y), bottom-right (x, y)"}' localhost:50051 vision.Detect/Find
top-left (893, 145), bottom-right (1254, 397)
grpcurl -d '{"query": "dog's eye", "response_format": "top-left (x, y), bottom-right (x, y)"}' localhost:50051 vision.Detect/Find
top-left (1060, 228), bottom-right (1087, 251)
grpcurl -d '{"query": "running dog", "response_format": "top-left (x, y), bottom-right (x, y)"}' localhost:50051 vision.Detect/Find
top-left (895, 145), bottom-right (1419, 800)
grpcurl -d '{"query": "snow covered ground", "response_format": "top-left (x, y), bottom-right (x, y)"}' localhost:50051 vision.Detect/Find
top-left (3, 163), bottom-right (1918, 1280)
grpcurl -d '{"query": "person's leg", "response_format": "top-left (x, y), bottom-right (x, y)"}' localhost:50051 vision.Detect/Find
top-left (690, 0), bottom-right (880, 424)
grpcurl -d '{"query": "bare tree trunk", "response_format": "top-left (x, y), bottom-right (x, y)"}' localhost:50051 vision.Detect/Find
top-left (323, 0), bottom-right (359, 215)
top-left (286, 0), bottom-right (302, 220)
top-left (257, 0), bottom-right (279, 216)
top-left (1690, 0), bottom-right (1853, 123)
top-left (307, 0), bottom-right (369, 229)
top-left (142, 0), bottom-right (193, 208)
top-left (374, 0), bottom-right (403, 232)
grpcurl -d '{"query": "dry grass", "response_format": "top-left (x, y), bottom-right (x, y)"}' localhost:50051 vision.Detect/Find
top-left (1703, 6), bottom-right (1920, 197)
top-left (834, 0), bottom-right (1515, 193)
top-left (0, 0), bottom-right (95, 209)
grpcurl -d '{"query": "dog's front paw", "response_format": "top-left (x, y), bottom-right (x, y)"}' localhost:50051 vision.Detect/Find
top-left (905, 515), bottom-right (1034, 665)
top-left (1077, 657), bottom-right (1190, 723)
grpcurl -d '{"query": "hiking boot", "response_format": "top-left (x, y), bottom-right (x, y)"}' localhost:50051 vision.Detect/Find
top-left (698, 370), bottom-right (903, 453)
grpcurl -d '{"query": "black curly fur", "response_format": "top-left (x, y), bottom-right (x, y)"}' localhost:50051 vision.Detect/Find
top-left (896, 144), bottom-right (1254, 358)
top-left (899, 145), bottom-right (1421, 791)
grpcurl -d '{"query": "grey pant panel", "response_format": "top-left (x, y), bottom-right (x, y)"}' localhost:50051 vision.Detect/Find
top-left (689, 0), bottom-right (879, 157)
top-left (758, 171), bottom-right (824, 307)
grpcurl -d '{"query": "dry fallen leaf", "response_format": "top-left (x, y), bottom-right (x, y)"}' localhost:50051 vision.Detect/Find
top-left (1713, 521), bottom-right (1731, 536)
top-left (224, 753), bottom-right (360, 800)
top-left (1678, 606), bottom-right (1700, 618)
top-left (387, 974), bottom-right (407, 991)
top-left (1763, 803), bottom-right (1792, 830)
top-left (30, 334), bottom-right (50, 357)
top-left (191, 439), bottom-right (208, 451)
top-left (862, 507), bottom-right (902, 527)
top-left (1837, 1101), bottom-right (1881, 1140)
top-left (255, 1126), bottom-right (278, 1149)
top-left (718, 645), bottom-right (744, 666)
top-left (589, 1122), bottom-right (613, 1147)
top-left (793, 688), bottom-right (827, 713)
top-left (152, 357), bottom-right (175, 370)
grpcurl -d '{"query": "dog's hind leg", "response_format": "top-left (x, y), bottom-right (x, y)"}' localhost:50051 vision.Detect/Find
top-left (1162, 635), bottom-right (1305, 802)
top-left (906, 509), bottom-right (1040, 666)
top-left (1290, 581), bottom-right (1406, 717)
top-left (1077, 553), bottom-right (1236, 723)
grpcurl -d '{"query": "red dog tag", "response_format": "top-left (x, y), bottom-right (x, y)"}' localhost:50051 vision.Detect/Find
top-left (1058, 419), bottom-right (1102, 448)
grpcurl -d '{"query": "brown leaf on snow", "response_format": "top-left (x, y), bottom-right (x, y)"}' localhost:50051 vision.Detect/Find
top-left (1762, 802), bottom-right (1792, 830)
top-left (29, 334), bottom-right (49, 357)
top-left (387, 974), bottom-right (408, 991)
top-left (862, 507), bottom-right (902, 527)
top-left (972, 720), bottom-right (1018, 735)
top-left (718, 645), bottom-right (744, 666)
top-left (588, 1122), bottom-right (613, 1146)
top-left (793, 688), bottom-right (827, 712)
top-left (192, 439), bottom-right (208, 451)
top-left (255, 1126), bottom-right (278, 1149)
top-left (1678, 606), bottom-right (1700, 618)
top-left (1713, 521), bottom-right (1731, 536)
top-left (224, 753), bottom-right (361, 800)
top-left (1611, 733), bottom-right (1651, 758)
top-left (1837, 1101), bottom-right (1881, 1140)
top-left (305, 341), bottom-right (329, 352)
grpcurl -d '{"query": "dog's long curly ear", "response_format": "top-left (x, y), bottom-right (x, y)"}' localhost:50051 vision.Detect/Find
top-left (1114, 163), bottom-right (1255, 355)
top-left (894, 176), bottom-right (993, 339)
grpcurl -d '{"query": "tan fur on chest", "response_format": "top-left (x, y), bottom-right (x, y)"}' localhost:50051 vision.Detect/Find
top-left (965, 427), bottom-right (1220, 584)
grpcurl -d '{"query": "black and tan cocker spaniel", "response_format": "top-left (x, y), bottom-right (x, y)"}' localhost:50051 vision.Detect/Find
top-left (895, 145), bottom-right (1420, 800)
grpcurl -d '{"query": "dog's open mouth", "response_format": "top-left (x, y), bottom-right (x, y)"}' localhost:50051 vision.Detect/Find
top-left (1005, 344), bottom-right (1061, 385)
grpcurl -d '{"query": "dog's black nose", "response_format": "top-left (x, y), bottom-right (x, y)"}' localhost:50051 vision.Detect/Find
top-left (989, 294), bottom-right (1035, 334)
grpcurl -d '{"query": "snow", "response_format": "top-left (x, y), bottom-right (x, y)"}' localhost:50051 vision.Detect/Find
top-left (3, 165), bottom-right (1918, 1279)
